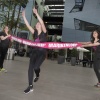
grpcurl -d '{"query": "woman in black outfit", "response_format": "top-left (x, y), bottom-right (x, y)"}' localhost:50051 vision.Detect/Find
top-left (81, 29), bottom-right (100, 87)
top-left (22, 8), bottom-right (47, 94)
top-left (0, 26), bottom-right (11, 72)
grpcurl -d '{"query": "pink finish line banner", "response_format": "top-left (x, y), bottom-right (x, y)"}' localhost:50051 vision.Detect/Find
top-left (10, 36), bottom-right (82, 49)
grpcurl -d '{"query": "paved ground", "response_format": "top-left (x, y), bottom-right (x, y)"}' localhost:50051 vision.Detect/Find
top-left (0, 56), bottom-right (100, 100)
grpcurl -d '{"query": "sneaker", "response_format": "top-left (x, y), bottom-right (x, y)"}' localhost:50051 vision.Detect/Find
top-left (94, 83), bottom-right (100, 88)
top-left (34, 77), bottom-right (39, 82)
top-left (1, 68), bottom-right (7, 73)
top-left (24, 85), bottom-right (33, 94)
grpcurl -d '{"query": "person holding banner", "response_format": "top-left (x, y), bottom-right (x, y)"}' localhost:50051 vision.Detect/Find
top-left (0, 26), bottom-right (11, 72)
top-left (81, 28), bottom-right (100, 87)
top-left (22, 7), bottom-right (47, 94)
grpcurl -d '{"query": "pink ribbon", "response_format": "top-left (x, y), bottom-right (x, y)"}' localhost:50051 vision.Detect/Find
top-left (10, 36), bottom-right (81, 49)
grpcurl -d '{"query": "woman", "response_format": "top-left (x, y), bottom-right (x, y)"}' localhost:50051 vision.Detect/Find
top-left (22, 8), bottom-right (47, 94)
top-left (0, 26), bottom-right (11, 72)
top-left (81, 29), bottom-right (100, 87)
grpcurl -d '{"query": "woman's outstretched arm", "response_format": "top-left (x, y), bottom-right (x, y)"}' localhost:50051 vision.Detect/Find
top-left (82, 42), bottom-right (100, 47)
top-left (22, 10), bottom-right (34, 34)
top-left (33, 8), bottom-right (47, 33)
top-left (0, 35), bottom-right (11, 40)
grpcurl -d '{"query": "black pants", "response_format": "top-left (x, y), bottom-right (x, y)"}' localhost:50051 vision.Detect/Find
top-left (0, 47), bottom-right (8, 69)
top-left (83, 62), bottom-right (87, 67)
top-left (93, 58), bottom-right (100, 83)
top-left (28, 50), bottom-right (46, 85)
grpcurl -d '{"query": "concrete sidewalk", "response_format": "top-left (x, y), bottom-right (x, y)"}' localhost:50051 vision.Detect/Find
top-left (0, 56), bottom-right (100, 100)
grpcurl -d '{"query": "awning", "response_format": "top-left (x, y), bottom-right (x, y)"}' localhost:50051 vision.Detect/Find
top-left (77, 47), bottom-right (90, 52)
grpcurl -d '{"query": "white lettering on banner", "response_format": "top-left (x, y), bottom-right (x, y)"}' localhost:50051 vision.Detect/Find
top-left (41, 44), bottom-right (46, 47)
top-left (48, 43), bottom-right (78, 48)
top-left (35, 43), bottom-right (46, 47)
top-left (12, 37), bottom-right (22, 43)
top-left (49, 44), bottom-right (54, 48)
top-left (71, 43), bottom-right (77, 47)
top-left (11, 36), bottom-right (80, 49)
top-left (23, 40), bottom-right (32, 46)
top-left (49, 43), bottom-right (65, 48)
top-left (22, 40), bottom-right (46, 48)
top-left (64, 44), bottom-right (70, 47)
top-left (37, 44), bottom-right (41, 47)
top-left (31, 43), bottom-right (36, 46)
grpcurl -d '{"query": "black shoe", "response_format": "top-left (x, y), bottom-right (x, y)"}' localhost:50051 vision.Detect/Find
top-left (24, 85), bottom-right (33, 94)
top-left (34, 77), bottom-right (39, 82)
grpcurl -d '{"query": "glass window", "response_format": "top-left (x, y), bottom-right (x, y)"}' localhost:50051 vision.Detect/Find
top-left (70, 0), bottom-right (85, 13)
top-left (74, 18), bottom-right (100, 32)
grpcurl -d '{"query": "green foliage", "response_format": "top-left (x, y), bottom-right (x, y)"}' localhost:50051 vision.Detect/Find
top-left (0, 0), bottom-right (29, 33)
top-left (71, 48), bottom-right (78, 57)
top-left (57, 38), bottom-right (61, 42)
top-left (57, 38), bottom-right (65, 56)
top-left (59, 49), bottom-right (66, 56)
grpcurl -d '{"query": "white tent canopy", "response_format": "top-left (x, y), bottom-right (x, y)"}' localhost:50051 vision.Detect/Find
top-left (77, 47), bottom-right (90, 52)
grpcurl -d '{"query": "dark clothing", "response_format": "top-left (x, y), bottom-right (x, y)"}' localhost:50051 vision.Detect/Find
top-left (82, 57), bottom-right (88, 67)
top-left (32, 30), bottom-right (47, 51)
top-left (28, 30), bottom-right (47, 85)
top-left (93, 40), bottom-right (100, 83)
top-left (93, 59), bottom-right (100, 82)
top-left (0, 32), bottom-right (10, 48)
top-left (0, 32), bottom-right (10, 68)
top-left (28, 50), bottom-right (46, 85)
top-left (0, 47), bottom-right (8, 68)
top-left (18, 48), bottom-right (26, 57)
top-left (33, 30), bottom-right (47, 42)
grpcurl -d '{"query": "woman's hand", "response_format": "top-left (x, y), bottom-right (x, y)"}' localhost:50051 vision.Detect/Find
top-left (7, 35), bottom-right (11, 39)
top-left (33, 7), bottom-right (38, 15)
top-left (11, 38), bottom-right (13, 42)
top-left (7, 35), bottom-right (11, 38)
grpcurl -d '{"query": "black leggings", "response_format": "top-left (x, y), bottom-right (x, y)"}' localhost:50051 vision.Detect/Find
top-left (28, 50), bottom-right (46, 85)
top-left (93, 59), bottom-right (100, 83)
top-left (0, 47), bottom-right (8, 69)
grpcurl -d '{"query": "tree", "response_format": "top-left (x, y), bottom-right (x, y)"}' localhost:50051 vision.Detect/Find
top-left (0, 0), bottom-right (29, 34)
top-left (71, 48), bottom-right (78, 57)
